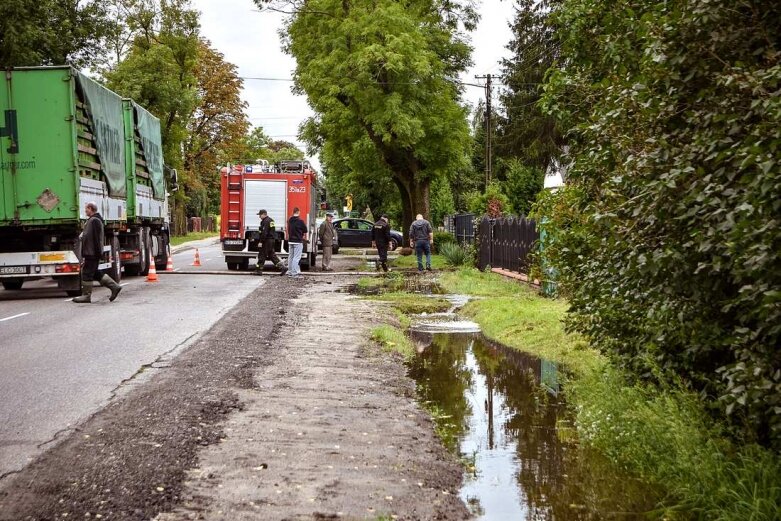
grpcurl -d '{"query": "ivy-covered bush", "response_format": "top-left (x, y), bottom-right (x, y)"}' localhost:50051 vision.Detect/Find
top-left (541, 0), bottom-right (781, 446)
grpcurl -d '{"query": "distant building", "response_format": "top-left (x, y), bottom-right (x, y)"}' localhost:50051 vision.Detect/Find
top-left (544, 148), bottom-right (569, 190)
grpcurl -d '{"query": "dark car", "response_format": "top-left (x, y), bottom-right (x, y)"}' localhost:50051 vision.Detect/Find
top-left (330, 218), bottom-right (403, 252)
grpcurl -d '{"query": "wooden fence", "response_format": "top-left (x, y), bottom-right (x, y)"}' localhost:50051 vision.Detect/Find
top-left (477, 216), bottom-right (539, 273)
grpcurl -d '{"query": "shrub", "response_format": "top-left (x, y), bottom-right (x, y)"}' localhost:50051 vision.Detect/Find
top-left (439, 242), bottom-right (474, 267)
top-left (432, 231), bottom-right (456, 253)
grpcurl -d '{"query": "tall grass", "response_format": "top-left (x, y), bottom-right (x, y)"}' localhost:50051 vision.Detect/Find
top-left (573, 367), bottom-right (781, 520)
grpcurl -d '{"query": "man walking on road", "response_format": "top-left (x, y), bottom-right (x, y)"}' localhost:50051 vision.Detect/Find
top-left (255, 210), bottom-right (288, 276)
top-left (409, 213), bottom-right (434, 272)
top-left (72, 202), bottom-right (122, 303)
top-left (286, 207), bottom-right (308, 278)
top-left (372, 214), bottom-right (392, 272)
top-left (318, 212), bottom-right (337, 271)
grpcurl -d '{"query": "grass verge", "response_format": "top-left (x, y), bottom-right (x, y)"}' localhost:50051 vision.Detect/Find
top-left (370, 324), bottom-right (415, 359)
top-left (391, 253), bottom-right (447, 270)
top-left (440, 267), bottom-right (781, 520)
top-left (170, 231), bottom-right (218, 246)
top-left (368, 292), bottom-right (451, 315)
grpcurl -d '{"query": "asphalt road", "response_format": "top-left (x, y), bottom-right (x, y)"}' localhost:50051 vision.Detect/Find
top-left (0, 239), bottom-right (263, 478)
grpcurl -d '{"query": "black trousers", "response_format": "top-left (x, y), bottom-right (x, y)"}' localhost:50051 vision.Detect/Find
top-left (257, 239), bottom-right (281, 268)
top-left (376, 243), bottom-right (389, 263)
top-left (82, 256), bottom-right (101, 281)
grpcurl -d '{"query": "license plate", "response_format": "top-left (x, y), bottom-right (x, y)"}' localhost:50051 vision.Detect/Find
top-left (0, 266), bottom-right (27, 275)
top-left (224, 240), bottom-right (244, 245)
top-left (39, 253), bottom-right (66, 262)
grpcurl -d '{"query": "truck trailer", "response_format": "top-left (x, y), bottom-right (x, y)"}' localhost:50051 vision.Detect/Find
top-left (0, 66), bottom-right (174, 295)
top-left (220, 160), bottom-right (318, 271)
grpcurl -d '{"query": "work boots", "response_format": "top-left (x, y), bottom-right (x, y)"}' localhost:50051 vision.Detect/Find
top-left (276, 263), bottom-right (288, 276)
top-left (71, 282), bottom-right (93, 303)
top-left (381, 262), bottom-right (389, 272)
top-left (99, 274), bottom-right (122, 301)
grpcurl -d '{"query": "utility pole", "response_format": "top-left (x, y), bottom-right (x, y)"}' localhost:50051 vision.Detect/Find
top-left (475, 74), bottom-right (492, 187)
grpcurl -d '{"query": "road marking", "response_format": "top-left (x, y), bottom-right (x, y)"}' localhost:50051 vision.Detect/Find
top-left (173, 268), bottom-right (181, 272)
top-left (0, 312), bottom-right (30, 322)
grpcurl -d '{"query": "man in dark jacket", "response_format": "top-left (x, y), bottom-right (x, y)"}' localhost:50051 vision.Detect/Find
top-left (286, 207), bottom-right (308, 278)
top-left (72, 202), bottom-right (122, 303)
top-left (255, 209), bottom-right (288, 276)
top-left (409, 213), bottom-right (434, 272)
top-left (372, 214), bottom-right (392, 272)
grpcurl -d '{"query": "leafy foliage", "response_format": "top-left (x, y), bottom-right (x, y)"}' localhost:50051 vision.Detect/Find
top-left (260, 0), bottom-right (473, 239)
top-left (540, 0), bottom-right (781, 447)
top-left (498, 158), bottom-right (544, 216)
top-left (0, 0), bottom-right (111, 68)
top-left (467, 182), bottom-right (510, 218)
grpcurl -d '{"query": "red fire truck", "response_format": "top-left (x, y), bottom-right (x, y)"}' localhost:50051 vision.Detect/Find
top-left (219, 160), bottom-right (318, 271)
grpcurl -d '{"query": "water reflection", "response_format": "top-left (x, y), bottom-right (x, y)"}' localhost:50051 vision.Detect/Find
top-left (407, 333), bottom-right (656, 520)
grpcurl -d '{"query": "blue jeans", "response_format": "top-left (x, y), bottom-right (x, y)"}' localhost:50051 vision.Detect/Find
top-left (288, 242), bottom-right (303, 276)
top-left (415, 240), bottom-right (431, 270)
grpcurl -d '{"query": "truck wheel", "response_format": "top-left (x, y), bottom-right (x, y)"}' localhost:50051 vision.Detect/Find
top-left (140, 228), bottom-right (151, 275)
top-left (239, 259), bottom-right (249, 271)
top-left (2, 279), bottom-right (24, 290)
top-left (109, 235), bottom-right (122, 283)
top-left (155, 233), bottom-right (170, 271)
top-left (227, 262), bottom-right (239, 271)
top-left (66, 289), bottom-right (82, 297)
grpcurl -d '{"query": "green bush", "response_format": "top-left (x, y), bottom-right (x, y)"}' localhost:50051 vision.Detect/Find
top-left (439, 242), bottom-right (473, 267)
top-left (541, 0), bottom-right (781, 446)
top-left (432, 231), bottom-right (456, 253)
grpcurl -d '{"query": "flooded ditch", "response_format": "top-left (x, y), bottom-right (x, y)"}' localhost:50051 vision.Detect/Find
top-left (352, 278), bottom-right (659, 518)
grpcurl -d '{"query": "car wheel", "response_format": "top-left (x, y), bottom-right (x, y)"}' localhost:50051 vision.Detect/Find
top-left (389, 238), bottom-right (398, 251)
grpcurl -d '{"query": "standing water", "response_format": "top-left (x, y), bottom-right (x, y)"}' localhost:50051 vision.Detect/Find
top-left (407, 331), bottom-right (657, 520)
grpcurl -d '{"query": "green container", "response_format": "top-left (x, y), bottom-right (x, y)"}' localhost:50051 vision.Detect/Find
top-left (0, 67), bottom-right (165, 227)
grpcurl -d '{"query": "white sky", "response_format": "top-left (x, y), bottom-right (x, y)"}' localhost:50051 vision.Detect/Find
top-left (191, 0), bottom-right (516, 169)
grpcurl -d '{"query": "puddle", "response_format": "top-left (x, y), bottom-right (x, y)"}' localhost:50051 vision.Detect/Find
top-left (407, 333), bottom-right (658, 519)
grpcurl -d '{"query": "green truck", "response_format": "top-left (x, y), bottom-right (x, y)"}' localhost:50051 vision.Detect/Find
top-left (0, 67), bottom-right (176, 295)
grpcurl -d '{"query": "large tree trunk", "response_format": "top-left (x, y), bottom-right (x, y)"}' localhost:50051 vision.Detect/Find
top-left (393, 175), bottom-right (430, 244)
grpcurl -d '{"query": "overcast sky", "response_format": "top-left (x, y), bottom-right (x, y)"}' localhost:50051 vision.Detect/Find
top-left (191, 0), bottom-right (516, 168)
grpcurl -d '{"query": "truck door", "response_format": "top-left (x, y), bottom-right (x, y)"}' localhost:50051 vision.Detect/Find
top-left (243, 180), bottom-right (288, 237)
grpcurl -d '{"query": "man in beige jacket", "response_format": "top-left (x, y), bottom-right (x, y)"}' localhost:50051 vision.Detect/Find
top-left (318, 213), bottom-right (338, 271)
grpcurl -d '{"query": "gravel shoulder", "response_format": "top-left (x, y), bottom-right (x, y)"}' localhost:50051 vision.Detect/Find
top-left (0, 269), bottom-right (468, 520)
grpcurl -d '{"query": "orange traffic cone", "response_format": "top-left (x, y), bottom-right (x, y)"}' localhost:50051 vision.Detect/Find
top-left (165, 253), bottom-right (174, 272)
top-left (146, 262), bottom-right (159, 282)
top-left (191, 248), bottom-right (202, 267)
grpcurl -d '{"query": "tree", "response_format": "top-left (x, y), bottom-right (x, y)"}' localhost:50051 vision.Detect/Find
top-left (259, 0), bottom-right (474, 240)
top-left (0, 0), bottom-right (111, 68)
top-left (541, 0), bottom-right (781, 446)
top-left (499, 158), bottom-right (544, 216)
top-left (184, 40), bottom-right (250, 216)
top-left (496, 0), bottom-right (563, 170)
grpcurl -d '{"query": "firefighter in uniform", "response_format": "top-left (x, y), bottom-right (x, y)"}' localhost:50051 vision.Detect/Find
top-left (255, 209), bottom-right (288, 276)
top-left (372, 214), bottom-right (392, 272)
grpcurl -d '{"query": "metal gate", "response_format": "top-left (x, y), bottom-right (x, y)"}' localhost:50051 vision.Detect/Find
top-left (478, 216), bottom-right (539, 273)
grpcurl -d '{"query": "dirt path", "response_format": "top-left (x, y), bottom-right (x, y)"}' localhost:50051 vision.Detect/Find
top-left (157, 278), bottom-right (469, 520)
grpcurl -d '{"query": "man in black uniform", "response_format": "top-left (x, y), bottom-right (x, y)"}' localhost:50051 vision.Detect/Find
top-left (255, 209), bottom-right (288, 276)
top-left (72, 201), bottom-right (122, 303)
top-left (372, 214), bottom-right (392, 272)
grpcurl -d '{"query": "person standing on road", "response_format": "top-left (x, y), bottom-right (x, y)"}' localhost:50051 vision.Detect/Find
top-left (286, 207), bottom-right (308, 278)
top-left (72, 201), bottom-right (122, 303)
top-left (318, 212), bottom-right (337, 271)
top-left (372, 214), bottom-right (392, 272)
top-left (409, 213), bottom-right (434, 272)
top-left (255, 209), bottom-right (288, 276)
